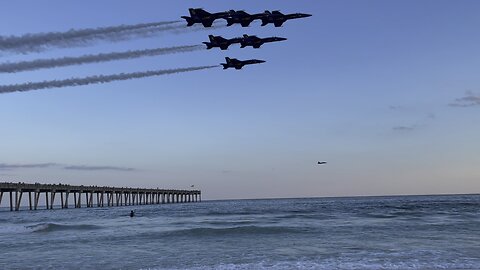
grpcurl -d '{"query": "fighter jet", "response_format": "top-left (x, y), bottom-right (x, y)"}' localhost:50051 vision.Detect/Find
top-left (240, 34), bottom-right (287, 49)
top-left (317, 161), bottom-right (327, 165)
top-left (203, 35), bottom-right (242, 50)
top-left (181, 8), bottom-right (232, 27)
top-left (225, 10), bottom-right (266, 27)
top-left (261, 10), bottom-right (312, 27)
top-left (221, 57), bottom-right (265, 70)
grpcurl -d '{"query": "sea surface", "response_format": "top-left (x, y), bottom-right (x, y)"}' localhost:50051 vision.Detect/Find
top-left (0, 195), bottom-right (479, 269)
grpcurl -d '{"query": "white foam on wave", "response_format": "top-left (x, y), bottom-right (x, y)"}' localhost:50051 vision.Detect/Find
top-left (0, 223), bottom-right (56, 234)
top-left (0, 224), bottom-right (38, 234)
top-left (26, 223), bottom-right (51, 232)
top-left (141, 258), bottom-right (480, 270)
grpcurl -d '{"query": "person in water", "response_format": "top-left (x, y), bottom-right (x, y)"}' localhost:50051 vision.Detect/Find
top-left (130, 210), bottom-right (135, 217)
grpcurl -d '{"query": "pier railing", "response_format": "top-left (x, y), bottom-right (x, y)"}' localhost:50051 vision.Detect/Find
top-left (0, 182), bottom-right (201, 211)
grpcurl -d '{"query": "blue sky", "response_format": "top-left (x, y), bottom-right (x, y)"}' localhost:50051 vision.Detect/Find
top-left (0, 1), bottom-right (479, 199)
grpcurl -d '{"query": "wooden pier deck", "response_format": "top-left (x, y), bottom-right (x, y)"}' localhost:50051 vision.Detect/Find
top-left (0, 182), bottom-right (201, 211)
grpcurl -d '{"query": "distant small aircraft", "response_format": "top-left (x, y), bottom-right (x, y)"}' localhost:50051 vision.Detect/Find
top-left (221, 57), bottom-right (265, 70)
top-left (191, 185), bottom-right (195, 188)
top-left (317, 161), bottom-right (327, 165)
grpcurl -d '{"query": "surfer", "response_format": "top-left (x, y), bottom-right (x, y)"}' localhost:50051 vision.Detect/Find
top-left (129, 210), bottom-right (135, 217)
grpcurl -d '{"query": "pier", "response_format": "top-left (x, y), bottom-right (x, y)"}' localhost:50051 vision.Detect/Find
top-left (0, 182), bottom-right (201, 211)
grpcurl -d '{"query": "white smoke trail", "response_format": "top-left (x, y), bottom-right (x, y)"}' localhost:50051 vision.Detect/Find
top-left (0, 21), bottom-right (181, 54)
top-left (0, 66), bottom-right (218, 94)
top-left (0, 45), bottom-right (204, 73)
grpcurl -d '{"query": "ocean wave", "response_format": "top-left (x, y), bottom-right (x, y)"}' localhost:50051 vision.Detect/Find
top-left (26, 223), bottom-right (101, 233)
top-left (143, 259), bottom-right (480, 270)
top-left (158, 225), bottom-right (303, 238)
top-left (0, 223), bottom-right (102, 234)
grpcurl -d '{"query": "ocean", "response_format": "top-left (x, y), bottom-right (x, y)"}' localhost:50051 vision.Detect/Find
top-left (0, 195), bottom-right (479, 269)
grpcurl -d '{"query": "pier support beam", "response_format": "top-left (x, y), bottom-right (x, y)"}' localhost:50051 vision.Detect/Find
top-left (77, 191), bottom-right (82, 208)
top-left (85, 193), bottom-right (89, 207)
top-left (9, 191), bottom-right (13, 211)
top-left (28, 192), bottom-right (32, 210)
top-left (15, 191), bottom-right (23, 211)
top-left (65, 192), bottom-right (69, 208)
top-left (50, 191), bottom-right (56, 210)
top-left (45, 192), bottom-right (49, 210)
top-left (34, 191), bottom-right (40, 210)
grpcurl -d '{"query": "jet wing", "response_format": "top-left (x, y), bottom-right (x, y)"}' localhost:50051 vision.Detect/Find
top-left (274, 20), bottom-right (285, 27)
top-left (202, 19), bottom-right (215, 27)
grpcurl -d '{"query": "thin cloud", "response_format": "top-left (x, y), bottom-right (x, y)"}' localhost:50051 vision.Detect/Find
top-left (0, 163), bottom-right (57, 170)
top-left (449, 91), bottom-right (480, 107)
top-left (393, 125), bottom-right (418, 132)
top-left (64, 165), bottom-right (135, 172)
top-left (0, 162), bottom-right (136, 172)
top-left (391, 110), bottom-right (435, 133)
top-left (389, 105), bottom-right (406, 111)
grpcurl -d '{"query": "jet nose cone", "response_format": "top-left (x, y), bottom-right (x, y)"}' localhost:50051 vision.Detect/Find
top-left (258, 60), bottom-right (266, 63)
top-left (277, 37), bottom-right (287, 41)
top-left (299, 13), bottom-right (312, 18)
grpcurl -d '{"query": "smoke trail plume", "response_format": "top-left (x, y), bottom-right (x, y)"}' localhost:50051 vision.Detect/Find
top-left (0, 45), bottom-right (204, 73)
top-left (0, 66), bottom-right (217, 94)
top-left (0, 21), bottom-right (181, 54)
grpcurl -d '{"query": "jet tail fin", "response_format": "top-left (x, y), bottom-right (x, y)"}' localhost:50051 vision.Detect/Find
top-left (225, 57), bottom-right (232, 64)
top-left (181, 16), bottom-right (195, 26)
top-left (202, 42), bottom-right (213, 49)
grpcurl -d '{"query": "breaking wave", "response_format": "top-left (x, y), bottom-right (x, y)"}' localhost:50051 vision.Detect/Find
top-left (0, 223), bottom-right (102, 234)
top-left (148, 225), bottom-right (304, 238)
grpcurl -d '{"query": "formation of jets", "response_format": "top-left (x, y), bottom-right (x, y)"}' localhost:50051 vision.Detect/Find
top-left (203, 35), bottom-right (287, 50)
top-left (182, 8), bottom-right (311, 28)
top-left (182, 8), bottom-right (311, 70)
top-left (181, 8), bottom-right (322, 163)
